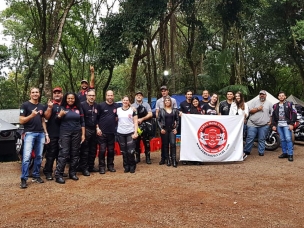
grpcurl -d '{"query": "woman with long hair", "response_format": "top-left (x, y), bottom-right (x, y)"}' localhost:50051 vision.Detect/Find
top-left (202, 93), bottom-right (219, 115)
top-left (116, 96), bottom-right (138, 173)
top-left (54, 92), bottom-right (85, 184)
top-left (229, 91), bottom-right (249, 159)
top-left (157, 96), bottom-right (180, 167)
top-left (190, 96), bottom-right (203, 114)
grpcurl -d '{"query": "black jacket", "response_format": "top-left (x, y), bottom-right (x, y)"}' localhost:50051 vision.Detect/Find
top-left (272, 101), bottom-right (297, 126)
top-left (157, 108), bottom-right (179, 131)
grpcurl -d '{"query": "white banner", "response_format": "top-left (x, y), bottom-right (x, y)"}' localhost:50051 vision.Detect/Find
top-left (180, 114), bottom-right (244, 162)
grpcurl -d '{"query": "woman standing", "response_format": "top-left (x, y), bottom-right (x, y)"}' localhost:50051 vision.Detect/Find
top-left (157, 96), bottom-right (180, 167)
top-left (55, 93), bottom-right (85, 184)
top-left (229, 91), bottom-right (249, 159)
top-left (202, 93), bottom-right (219, 115)
top-left (190, 96), bottom-right (203, 114)
top-left (116, 96), bottom-right (138, 173)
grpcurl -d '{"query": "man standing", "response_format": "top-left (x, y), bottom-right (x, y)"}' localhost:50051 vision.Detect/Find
top-left (179, 90), bottom-right (193, 114)
top-left (272, 91), bottom-right (297, 161)
top-left (96, 90), bottom-right (118, 174)
top-left (19, 87), bottom-right (50, 188)
top-left (78, 65), bottom-right (95, 102)
top-left (79, 89), bottom-right (99, 176)
top-left (155, 85), bottom-right (177, 165)
top-left (43, 87), bottom-right (63, 180)
top-left (219, 90), bottom-right (234, 115)
top-left (244, 90), bottom-right (273, 156)
top-left (200, 90), bottom-right (210, 107)
top-left (131, 91), bottom-right (153, 164)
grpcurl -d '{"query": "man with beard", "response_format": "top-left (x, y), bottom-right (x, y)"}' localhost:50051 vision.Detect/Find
top-left (179, 90), bottom-right (193, 114)
top-left (131, 91), bottom-right (153, 164)
top-left (219, 90), bottom-right (235, 115)
top-left (96, 90), bottom-right (118, 174)
top-left (272, 91), bottom-right (297, 161)
top-left (78, 65), bottom-right (95, 102)
top-left (43, 87), bottom-right (63, 180)
top-left (19, 87), bottom-right (50, 188)
top-left (79, 89), bottom-right (99, 175)
top-left (244, 90), bottom-right (273, 156)
top-left (199, 90), bottom-right (210, 107)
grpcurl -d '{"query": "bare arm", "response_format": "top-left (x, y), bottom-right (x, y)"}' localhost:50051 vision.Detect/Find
top-left (132, 112), bottom-right (138, 139)
top-left (42, 117), bottom-right (50, 144)
top-left (44, 99), bottom-right (53, 120)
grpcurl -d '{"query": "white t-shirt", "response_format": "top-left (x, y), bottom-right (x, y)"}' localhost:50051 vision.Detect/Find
top-left (117, 107), bottom-right (136, 134)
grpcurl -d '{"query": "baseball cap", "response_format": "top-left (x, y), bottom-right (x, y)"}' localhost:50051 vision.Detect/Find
top-left (81, 79), bottom-right (88, 84)
top-left (53, 87), bottom-right (62, 93)
top-left (259, 90), bottom-right (266, 95)
top-left (135, 91), bottom-right (143, 96)
top-left (160, 85), bottom-right (168, 91)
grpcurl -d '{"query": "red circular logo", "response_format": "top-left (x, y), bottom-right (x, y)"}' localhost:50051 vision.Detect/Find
top-left (197, 121), bottom-right (227, 154)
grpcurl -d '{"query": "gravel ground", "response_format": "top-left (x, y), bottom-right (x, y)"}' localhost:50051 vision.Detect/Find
top-left (1, 143), bottom-right (304, 228)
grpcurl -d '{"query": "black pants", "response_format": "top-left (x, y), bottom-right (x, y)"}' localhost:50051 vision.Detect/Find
top-left (43, 137), bottom-right (59, 176)
top-left (97, 133), bottom-right (115, 169)
top-left (79, 127), bottom-right (97, 171)
top-left (135, 132), bottom-right (150, 154)
top-left (55, 130), bottom-right (81, 177)
top-left (116, 133), bottom-right (136, 170)
top-left (160, 130), bottom-right (176, 160)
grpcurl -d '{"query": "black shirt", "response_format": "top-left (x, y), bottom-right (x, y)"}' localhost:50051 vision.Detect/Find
top-left (44, 101), bottom-right (61, 138)
top-left (199, 100), bottom-right (209, 108)
top-left (97, 102), bottom-right (118, 134)
top-left (77, 87), bottom-right (94, 102)
top-left (202, 103), bottom-right (218, 115)
top-left (20, 101), bottom-right (44, 133)
top-left (219, 100), bottom-right (232, 115)
top-left (57, 105), bottom-right (85, 132)
top-left (179, 100), bottom-right (192, 114)
top-left (81, 101), bottom-right (98, 128)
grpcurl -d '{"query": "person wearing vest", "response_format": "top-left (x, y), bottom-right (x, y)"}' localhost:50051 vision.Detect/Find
top-left (131, 91), bottom-right (153, 164)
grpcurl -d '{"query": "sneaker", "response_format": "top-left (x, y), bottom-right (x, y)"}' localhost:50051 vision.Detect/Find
top-left (243, 154), bottom-right (248, 160)
top-left (259, 153), bottom-right (264, 156)
top-left (32, 177), bottom-right (44, 183)
top-left (20, 179), bottom-right (27, 189)
top-left (45, 174), bottom-right (54, 181)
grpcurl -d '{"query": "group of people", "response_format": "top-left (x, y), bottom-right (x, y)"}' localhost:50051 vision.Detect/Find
top-left (18, 68), bottom-right (297, 188)
top-left (177, 88), bottom-right (297, 163)
top-left (19, 66), bottom-right (149, 189)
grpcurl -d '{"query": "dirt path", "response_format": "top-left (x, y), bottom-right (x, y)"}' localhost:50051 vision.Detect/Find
top-left (1, 144), bottom-right (304, 227)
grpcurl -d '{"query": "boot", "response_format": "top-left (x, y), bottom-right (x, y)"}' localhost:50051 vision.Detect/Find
top-left (135, 151), bottom-right (141, 164)
top-left (145, 151), bottom-right (152, 164)
top-left (159, 158), bottom-right (165, 165)
top-left (288, 155), bottom-right (293, 162)
top-left (122, 151), bottom-right (130, 173)
top-left (167, 158), bottom-right (171, 166)
top-left (171, 146), bottom-right (177, 168)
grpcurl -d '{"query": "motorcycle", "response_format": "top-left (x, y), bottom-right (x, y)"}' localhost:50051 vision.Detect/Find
top-left (293, 113), bottom-right (304, 141)
top-left (244, 126), bottom-right (280, 151)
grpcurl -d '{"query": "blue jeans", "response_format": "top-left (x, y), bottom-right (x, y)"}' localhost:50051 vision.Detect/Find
top-left (244, 125), bottom-right (269, 154)
top-left (277, 126), bottom-right (293, 155)
top-left (21, 132), bottom-right (45, 180)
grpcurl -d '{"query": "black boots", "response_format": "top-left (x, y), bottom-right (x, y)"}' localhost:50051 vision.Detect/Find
top-left (278, 153), bottom-right (288, 158)
top-left (145, 151), bottom-right (151, 164)
top-left (288, 155), bottom-right (293, 162)
top-left (135, 151), bottom-right (141, 164)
